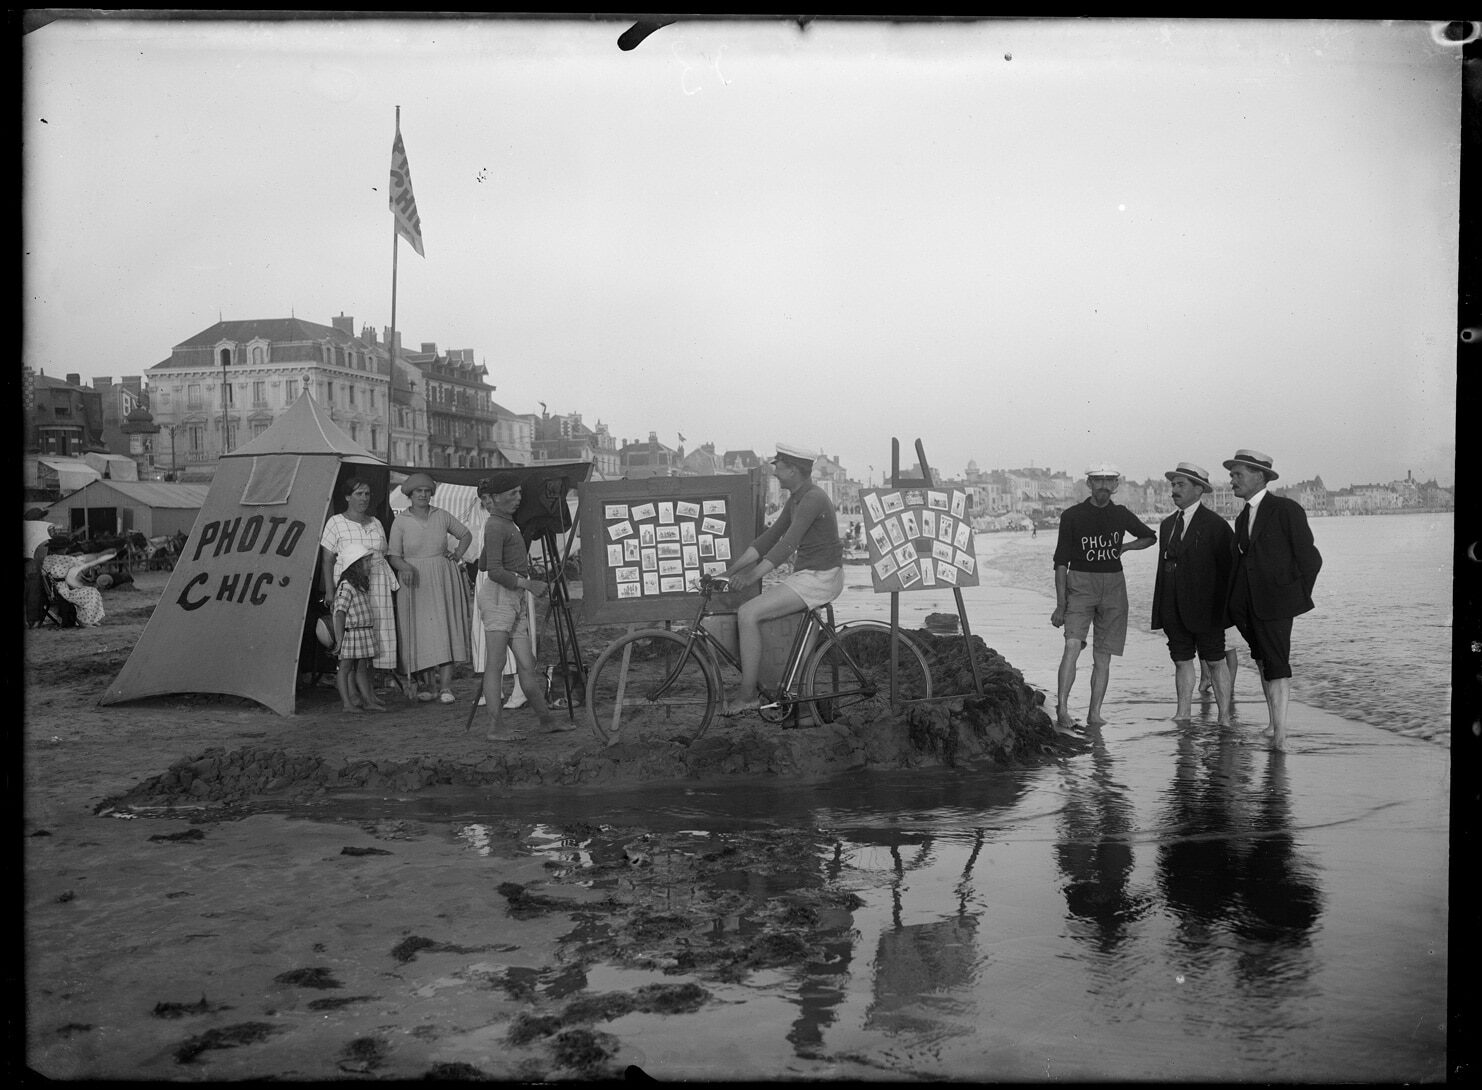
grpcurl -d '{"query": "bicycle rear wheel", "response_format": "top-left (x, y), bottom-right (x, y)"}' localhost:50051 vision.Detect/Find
top-left (800, 620), bottom-right (932, 725)
top-left (586, 630), bottom-right (719, 745)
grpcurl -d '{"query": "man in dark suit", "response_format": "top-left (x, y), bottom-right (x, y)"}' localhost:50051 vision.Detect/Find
top-left (1224, 449), bottom-right (1323, 752)
top-left (1151, 462), bottom-right (1234, 724)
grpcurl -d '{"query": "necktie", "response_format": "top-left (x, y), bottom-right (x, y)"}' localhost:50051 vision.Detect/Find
top-left (1236, 504), bottom-right (1251, 553)
top-left (1174, 509), bottom-right (1186, 540)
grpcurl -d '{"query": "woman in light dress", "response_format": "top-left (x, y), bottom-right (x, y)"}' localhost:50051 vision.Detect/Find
top-left (387, 472), bottom-right (474, 703)
top-left (319, 477), bottom-right (399, 683)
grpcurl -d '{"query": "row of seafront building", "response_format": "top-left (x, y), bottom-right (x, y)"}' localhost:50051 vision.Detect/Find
top-left (23, 311), bottom-right (1452, 522)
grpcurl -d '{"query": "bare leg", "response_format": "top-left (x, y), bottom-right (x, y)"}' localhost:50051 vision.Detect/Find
top-left (509, 636), bottom-right (561, 731)
top-left (1055, 638), bottom-right (1083, 732)
top-left (483, 629), bottom-right (515, 739)
top-left (1086, 650), bottom-right (1112, 726)
top-left (1226, 648), bottom-right (1239, 702)
top-left (1266, 676), bottom-right (1291, 751)
top-left (1173, 659), bottom-right (1196, 720)
top-left (356, 661), bottom-right (385, 712)
top-left (1205, 656), bottom-right (1233, 726)
top-left (336, 660), bottom-right (360, 712)
top-left (727, 583), bottom-right (806, 714)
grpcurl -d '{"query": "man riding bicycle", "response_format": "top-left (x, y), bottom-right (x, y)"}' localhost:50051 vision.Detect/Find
top-left (721, 442), bottom-right (844, 716)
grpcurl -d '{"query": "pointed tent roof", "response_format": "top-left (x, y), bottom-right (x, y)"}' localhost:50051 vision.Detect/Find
top-left (223, 390), bottom-right (384, 463)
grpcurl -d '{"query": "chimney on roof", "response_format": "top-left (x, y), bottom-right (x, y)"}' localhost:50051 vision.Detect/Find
top-left (360, 324), bottom-right (378, 344)
top-left (92, 376), bottom-right (113, 389)
top-left (382, 328), bottom-right (401, 355)
top-left (66, 373), bottom-right (82, 386)
top-left (421, 342), bottom-right (437, 354)
top-left (332, 314), bottom-right (354, 335)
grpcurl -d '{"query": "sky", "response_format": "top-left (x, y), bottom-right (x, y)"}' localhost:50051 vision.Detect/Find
top-left (22, 15), bottom-right (1463, 490)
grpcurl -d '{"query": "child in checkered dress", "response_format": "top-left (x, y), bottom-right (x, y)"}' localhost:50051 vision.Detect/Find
top-left (332, 552), bottom-right (384, 713)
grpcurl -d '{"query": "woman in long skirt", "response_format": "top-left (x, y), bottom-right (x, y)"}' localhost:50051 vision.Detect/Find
top-left (319, 477), bottom-right (399, 679)
top-left (388, 472), bottom-right (474, 703)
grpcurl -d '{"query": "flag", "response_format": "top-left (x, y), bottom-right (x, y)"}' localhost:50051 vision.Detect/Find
top-left (390, 125), bottom-right (425, 257)
top-left (678, 433), bottom-right (686, 443)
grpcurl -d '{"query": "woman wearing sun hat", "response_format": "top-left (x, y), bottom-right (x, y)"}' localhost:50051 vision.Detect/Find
top-left (319, 476), bottom-right (400, 685)
top-left (388, 471), bottom-right (474, 704)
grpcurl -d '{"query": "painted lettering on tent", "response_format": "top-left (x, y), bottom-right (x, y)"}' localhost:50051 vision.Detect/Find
top-left (100, 454), bottom-right (340, 716)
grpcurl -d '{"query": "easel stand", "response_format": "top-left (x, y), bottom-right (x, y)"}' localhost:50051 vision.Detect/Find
top-left (538, 519), bottom-right (586, 720)
top-left (887, 437), bottom-right (985, 705)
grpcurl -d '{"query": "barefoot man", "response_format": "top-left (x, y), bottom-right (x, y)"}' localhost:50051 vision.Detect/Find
top-left (721, 442), bottom-right (844, 717)
top-left (1223, 449), bottom-right (1322, 752)
top-left (1150, 462), bottom-right (1235, 724)
top-left (1050, 463), bottom-right (1156, 735)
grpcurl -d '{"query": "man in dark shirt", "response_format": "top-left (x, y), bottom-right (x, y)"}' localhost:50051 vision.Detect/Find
top-left (1051, 463), bottom-right (1156, 734)
top-left (721, 442), bottom-right (844, 716)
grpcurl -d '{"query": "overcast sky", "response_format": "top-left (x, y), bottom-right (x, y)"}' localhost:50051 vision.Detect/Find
top-left (23, 16), bottom-right (1462, 489)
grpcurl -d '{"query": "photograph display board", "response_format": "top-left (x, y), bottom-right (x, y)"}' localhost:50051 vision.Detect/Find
top-left (860, 484), bottom-right (980, 593)
top-left (579, 474), bottom-right (761, 623)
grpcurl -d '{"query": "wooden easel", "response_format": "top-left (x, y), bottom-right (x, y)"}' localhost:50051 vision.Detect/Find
top-left (887, 438), bottom-right (985, 703)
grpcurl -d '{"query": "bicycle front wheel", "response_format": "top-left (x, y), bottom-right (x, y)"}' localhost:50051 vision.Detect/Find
top-left (586, 630), bottom-right (719, 745)
top-left (801, 621), bottom-right (932, 725)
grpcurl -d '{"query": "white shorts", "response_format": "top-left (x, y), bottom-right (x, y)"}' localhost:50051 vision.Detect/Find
top-left (783, 566), bottom-right (845, 609)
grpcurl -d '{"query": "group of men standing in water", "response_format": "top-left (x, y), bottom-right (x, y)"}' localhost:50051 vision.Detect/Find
top-left (1051, 449), bottom-right (1322, 753)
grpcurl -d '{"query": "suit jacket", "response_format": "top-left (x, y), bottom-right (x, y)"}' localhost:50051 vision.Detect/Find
top-left (1229, 493), bottom-right (1322, 620)
top-left (1150, 502), bottom-right (1233, 633)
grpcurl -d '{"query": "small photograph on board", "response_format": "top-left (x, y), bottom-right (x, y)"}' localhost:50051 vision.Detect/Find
top-left (606, 520), bottom-right (634, 541)
top-left (864, 492), bottom-right (885, 522)
top-left (884, 518), bottom-right (906, 548)
top-left (869, 525), bottom-right (890, 554)
top-left (881, 491), bottom-right (905, 514)
top-left (702, 561), bottom-right (727, 576)
top-left (932, 540), bottom-right (954, 562)
top-left (699, 535), bottom-right (715, 556)
top-left (701, 517), bottom-right (726, 536)
top-left (682, 545), bottom-right (699, 569)
top-left (954, 522), bottom-right (972, 551)
top-left (616, 582), bottom-right (642, 599)
top-left (658, 502), bottom-right (675, 524)
top-left (954, 550), bottom-right (976, 575)
top-left (874, 553), bottom-right (899, 580)
top-left (896, 561), bottom-right (921, 588)
top-left (615, 566), bottom-right (640, 582)
top-left (659, 559), bottom-right (684, 576)
top-left (631, 502), bottom-right (657, 522)
top-left (657, 542), bottom-right (681, 559)
top-left (900, 510), bottom-right (920, 540)
top-left (606, 543), bottom-right (624, 568)
top-left (623, 538), bottom-right (640, 561)
top-left (676, 501), bottom-right (701, 520)
top-left (714, 538), bottom-right (732, 560)
top-left (639, 524), bottom-right (656, 546)
top-left (927, 490), bottom-right (949, 511)
top-left (656, 525), bottom-right (681, 543)
top-left (659, 576), bottom-right (686, 594)
top-left (703, 499), bottom-right (727, 515)
top-left (919, 510), bottom-right (936, 540)
top-left (604, 503), bottom-right (629, 521)
top-left (938, 515), bottom-right (955, 542)
top-left (641, 548), bottom-right (657, 571)
top-left (936, 559), bottom-right (959, 585)
top-left (951, 490), bottom-right (967, 519)
top-left (894, 543), bottom-right (918, 567)
top-left (680, 522), bottom-right (697, 544)
top-left (903, 489), bottom-right (925, 508)
top-left (919, 558), bottom-right (936, 586)
top-left (642, 573), bottom-right (660, 594)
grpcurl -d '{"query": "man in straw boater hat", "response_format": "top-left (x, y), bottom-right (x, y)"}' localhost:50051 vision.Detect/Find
top-left (1223, 448), bottom-right (1322, 753)
top-left (720, 442), bottom-right (844, 717)
top-left (1050, 462), bottom-right (1157, 735)
top-left (1150, 462), bottom-right (1235, 724)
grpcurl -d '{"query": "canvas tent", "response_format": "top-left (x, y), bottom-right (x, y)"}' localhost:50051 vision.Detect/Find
top-left (101, 392), bottom-right (385, 716)
top-left (47, 480), bottom-right (209, 539)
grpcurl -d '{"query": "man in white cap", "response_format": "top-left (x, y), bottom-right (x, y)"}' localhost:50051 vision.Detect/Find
top-left (1223, 449), bottom-right (1322, 752)
top-left (1050, 462), bottom-right (1156, 734)
top-left (1150, 463), bottom-right (1235, 724)
top-left (721, 442), bottom-right (844, 716)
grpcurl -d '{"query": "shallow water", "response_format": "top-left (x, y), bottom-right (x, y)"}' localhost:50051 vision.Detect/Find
top-left (326, 698), bottom-right (1448, 1083)
top-left (881, 512), bottom-right (1452, 744)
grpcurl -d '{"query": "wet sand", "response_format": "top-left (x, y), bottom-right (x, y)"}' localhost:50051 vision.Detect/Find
top-left (22, 568), bottom-right (1452, 1080)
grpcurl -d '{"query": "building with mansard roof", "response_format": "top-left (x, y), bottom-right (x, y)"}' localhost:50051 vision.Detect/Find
top-left (144, 314), bottom-right (428, 479)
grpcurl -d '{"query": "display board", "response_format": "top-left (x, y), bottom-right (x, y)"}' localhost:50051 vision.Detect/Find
top-left (860, 484), bottom-right (980, 593)
top-left (579, 473), bottom-right (762, 623)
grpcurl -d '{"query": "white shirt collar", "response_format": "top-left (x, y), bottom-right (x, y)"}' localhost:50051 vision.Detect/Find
top-left (1245, 487), bottom-right (1268, 515)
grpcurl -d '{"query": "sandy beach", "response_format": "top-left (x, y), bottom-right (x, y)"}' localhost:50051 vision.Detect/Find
top-left (22, 564), bottom-right (1451, 1081)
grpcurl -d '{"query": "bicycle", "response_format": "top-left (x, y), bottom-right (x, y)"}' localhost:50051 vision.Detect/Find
top-left (585, 573), bottom-right (933, 745)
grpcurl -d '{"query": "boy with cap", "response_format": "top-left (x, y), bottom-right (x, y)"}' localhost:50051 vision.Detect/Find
top-left (1224, 449), bottom-right (1322, 752)
top-left (1050, 463), bottom-right (1157, 734)
top-left (1150, 462), bottom-right (1235, 724)
top-left (721, 442), bottom-right (844, 716)
top-left (475, 472), bottom-right (562, 742)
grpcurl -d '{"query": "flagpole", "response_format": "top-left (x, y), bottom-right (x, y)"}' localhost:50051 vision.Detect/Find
top-left (387, 105), bottom-right (401, 467)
